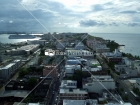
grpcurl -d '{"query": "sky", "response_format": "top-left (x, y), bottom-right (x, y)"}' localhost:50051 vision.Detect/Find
top-left (0, 0), bottom-right (140, 33)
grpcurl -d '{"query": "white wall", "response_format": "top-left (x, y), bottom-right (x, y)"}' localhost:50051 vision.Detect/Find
top-left (83, 81), bottom-right (115, 94)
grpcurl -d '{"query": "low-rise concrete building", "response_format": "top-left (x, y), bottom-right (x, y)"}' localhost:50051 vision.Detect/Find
top-left (43, 65), bottom-right (58, 79)
top-left (60, 80), bottom-right (77, 89)
top-left (135, 78), bottom-right (140, 91)
top-left (27, 40), bottom-right (46, 46)
top-left (115, 64), bottom-right (138, 78)
top-left (74, 42), bottom-right (85, 50)
top-left (63, 99), bottom-right (98, 105)
top-left (6, 44), bottom-right (39, 55)
top-left (96, 47), bottom-right (110, 53)
top-left (59, 88), bottom-right (88, 100)
top-left (0, 59), bottom-right (21, 79)
top-left (133, 60), bottom-right (140, 74)
top-left (102, 49), bottom-right (122, 62)
top-left (65, 64), bottom-right (81, 76)
top-left (83, 75), bottom-right (115, 94)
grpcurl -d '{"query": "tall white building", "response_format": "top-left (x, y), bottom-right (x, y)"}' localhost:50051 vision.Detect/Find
top-left (0, 59), bottom-right (21, 79)
top-left (83, 75), bottom-right (115, 94)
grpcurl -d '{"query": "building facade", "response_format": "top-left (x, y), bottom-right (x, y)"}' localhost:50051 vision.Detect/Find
top-left (83, 75), bottom-right (115, 94)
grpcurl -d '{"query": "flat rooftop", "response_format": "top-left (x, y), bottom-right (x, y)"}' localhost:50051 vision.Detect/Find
top-left (63, 99), bottom-right (97, 105)
top-left (0, 90), bottom-right (30, 98)
top-left (60, 88), bottom-right (87, 94)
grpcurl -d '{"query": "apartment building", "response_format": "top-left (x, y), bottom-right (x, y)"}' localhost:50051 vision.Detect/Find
top-left (102, 49), bottom-right (122, 62)
top-left (6, 44), bottom-right (39, 55)
top-left (83, 75), bottom-right (115, 94)
top-left (115, 64), bottom-right (138, 78)
top-left (0, 59), bottom-right (21, 79)
top-left (135, 78), bottom-right (140, 91)
top-left (27, 40), bottom-right (46, 46)
top-left (59, 88), bottom-right (88, 100)
top-left (43, 65), bottom-right (58, 79)
top-left (60, 80), bottom-right (77, 89)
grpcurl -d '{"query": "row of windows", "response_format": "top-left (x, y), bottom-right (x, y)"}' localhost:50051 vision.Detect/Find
top-left (60, 97), bottom-right (86, 100)
top-left (60, 94), bottom-right (86, 96)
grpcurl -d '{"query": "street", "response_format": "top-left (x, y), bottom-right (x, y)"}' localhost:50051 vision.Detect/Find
top-left (96, 53), bottom-right (140, 105)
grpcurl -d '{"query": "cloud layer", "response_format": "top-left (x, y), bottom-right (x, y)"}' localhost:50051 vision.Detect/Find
top-left (0, 0), bottom-right (140, 33)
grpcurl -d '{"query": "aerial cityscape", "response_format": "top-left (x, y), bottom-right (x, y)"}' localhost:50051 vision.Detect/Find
top-left (0, 0), bottom-right (140, 105)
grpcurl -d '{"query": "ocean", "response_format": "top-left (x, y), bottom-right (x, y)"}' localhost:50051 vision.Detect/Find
top-left (0, 33), bottom-right (140, 56)
top-left (91, 33), bottom-right (140, 56)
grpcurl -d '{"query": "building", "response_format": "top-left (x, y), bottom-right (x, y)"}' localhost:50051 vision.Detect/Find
top-left (60, 80), bottom-right (77, 89)
top-left (0, 55), bottom-right (4, 62)
top-left (65, 64), bottom-right (81, 76)
top-left (74, 42), bottom-right (85, 50)
top-left (135, 78), bottom-right (140, 91)
top-left (27, 40), bottom-right (46, 46)
top-left (43, 33), bottom-right (53, 40)
top-left (43, 65), bottom-right (58, 79)
top-left (0, 59), bottom-right (21, 79)
top-left (83, 75), bottom-right (115, 94)
top-left (27, 103), bottom-right (41, 105)
top-left (115, 64), bottom-right (138, 78)
top-left (86, 38), bottom-right (109, 53)
top-left (122, 57), bottom-right (133, 66)
top-left (56, 41), bottom-right (67, 50)
top-left (63, 99), bottom-right (98, 105)
top-left (85, 60), bottom-right (102, 72)
top-left (102, 49), bottom-right (122, 62)
top-left (133, 60), bottom-right (140, 74)
top-left (96, 47), bottom-right (110, 53)
top-left (59, 88), bottom-right (88, 100)
top-left (6, 44), bottom-right (39, 55)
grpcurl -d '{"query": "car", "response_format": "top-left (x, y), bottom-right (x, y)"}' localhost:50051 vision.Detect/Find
top-left (53, 91), bottom-right (55, 94)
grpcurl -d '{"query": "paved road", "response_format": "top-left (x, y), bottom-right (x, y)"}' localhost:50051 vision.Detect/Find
top-left (47, 60), bottom-right (65, 105)
top-left (96, 53), bottom-right (140, 105)
top-left (119, 80), bottom-right (140, 105)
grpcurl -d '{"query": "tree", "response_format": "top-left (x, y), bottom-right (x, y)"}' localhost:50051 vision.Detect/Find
top-left (133, 87), bottom-right (140, 95)
top-left (18, 68), bottom-right (29, 78)
top-left (40, 48), bottom-right (45, 56)
top-left (120, 88), bottom-right (124, 92)
top-left (28, 78), bottom-right (38, 87)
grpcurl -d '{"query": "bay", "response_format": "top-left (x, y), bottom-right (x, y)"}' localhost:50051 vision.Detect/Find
top-left (91, 33), bottom-right (140, 56)
top-left (0, 34), bottom-right (41, 44)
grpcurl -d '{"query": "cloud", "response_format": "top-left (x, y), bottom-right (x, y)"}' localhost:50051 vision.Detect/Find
top-left (9, 21), bottom-right (13, 23)
top-left (109, 22), bottom-right (119, 26)
top-left (0, 0), bottom-right (140, 33)
top-left (79, 19), bottom-right (106, 27)
top-left (128, 22), bottom-right (140, 27)
top-left (92, 4), bottom-right (104, 12)
top-left (120, 10), bottom-right (138, 14)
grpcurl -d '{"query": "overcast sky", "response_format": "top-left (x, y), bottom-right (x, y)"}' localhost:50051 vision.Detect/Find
top-left (0, 0), bottom-right (140, 33)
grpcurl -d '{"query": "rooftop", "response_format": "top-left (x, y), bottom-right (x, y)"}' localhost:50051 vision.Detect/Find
top-left (83, 75), bottom-right (114, 85)
top-left (0, 90), bottom-right (30, 98)
top-left (60, 88), bottom-right (88, 94)
top-left (60, 80), bottom-right (77, 88)
top-left (63, 99), bottom-right (97, 105)
top-left (1, 62), bottom-right (16, 69)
